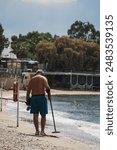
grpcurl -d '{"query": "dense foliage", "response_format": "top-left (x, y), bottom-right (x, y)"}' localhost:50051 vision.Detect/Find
top-left (36, 36), bottom-right (100, 72)
top-left (11, 31), bottom-right (53, 59)
top-left (1, 20), bottom-right (100, 72)
top-left (0, 24), bottom-right (9, 55)
top-left (68, 21), bottom-right (100, 44)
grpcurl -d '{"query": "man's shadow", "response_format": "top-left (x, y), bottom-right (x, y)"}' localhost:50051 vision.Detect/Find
top-left (19, 132), bottom-right (59, 138)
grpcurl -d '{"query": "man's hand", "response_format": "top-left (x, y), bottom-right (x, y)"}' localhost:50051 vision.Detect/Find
top-left (25, 97), bottom-right (31, 106)
top-left (48, 95), bottom-right (51, 101)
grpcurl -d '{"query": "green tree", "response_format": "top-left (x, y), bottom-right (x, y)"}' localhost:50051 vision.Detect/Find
top-left (0, 24), bottom-right (9, 55)
top-left (68, 21), bottom-right (100, 44)
top-left (11, 31), bottom-right (53, 59)
top-left (55, 36), bottom-right (76, 54)
top-left (62, 48), bottom-right (80, 71)
top-left (54, 37), bottom-right (100, 72)
top-left (36, 40), bottom-right (57, 71)
top-left (83, 42), bottom-right (100, 71)
top-left (36, 36), bottom-right (100, 72)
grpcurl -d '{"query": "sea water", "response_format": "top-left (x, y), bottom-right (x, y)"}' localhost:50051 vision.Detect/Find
top-left (47, 95), bottom-right (100, 145)
top-left (5, 95), bottom-right (100, 146)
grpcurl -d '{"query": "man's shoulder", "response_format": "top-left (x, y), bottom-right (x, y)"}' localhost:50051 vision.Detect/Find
top-left (41, 75), bottom-right (47, 81)
top-left (32, 75), bottom-right (47, 81)
top-left (30, 75), bottom-right (39, 81)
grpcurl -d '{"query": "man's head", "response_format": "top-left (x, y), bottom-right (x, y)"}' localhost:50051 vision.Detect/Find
top-left (35, 69), bottom-right (44, 76)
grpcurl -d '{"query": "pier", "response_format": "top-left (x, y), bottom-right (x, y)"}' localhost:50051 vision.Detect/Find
top-left (45, 72), bottom-right (100, 90)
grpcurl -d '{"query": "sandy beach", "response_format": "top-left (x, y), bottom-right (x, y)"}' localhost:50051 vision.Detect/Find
top-left (0, 89), bottom-right (99, 150)
top-left (1, 89), bottom-right (100, 98)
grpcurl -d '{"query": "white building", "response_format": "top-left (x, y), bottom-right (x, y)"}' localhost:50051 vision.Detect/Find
top-left (1, 47), bottom-right (17, 59)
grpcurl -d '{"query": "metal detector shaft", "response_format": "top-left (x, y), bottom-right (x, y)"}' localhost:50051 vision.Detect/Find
top-left (49, 99), bottom-right (60, 133)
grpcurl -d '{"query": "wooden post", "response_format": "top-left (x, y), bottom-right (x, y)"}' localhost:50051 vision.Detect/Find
top-left (13, 80), bottom-right (19, 127)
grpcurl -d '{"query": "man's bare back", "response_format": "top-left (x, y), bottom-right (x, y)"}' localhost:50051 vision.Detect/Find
top-left (28, 75), bottom-right (49, 95)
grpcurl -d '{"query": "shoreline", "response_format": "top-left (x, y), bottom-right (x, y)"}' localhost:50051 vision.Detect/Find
top-left (51, 89), bottom-right (100, 96)
top-left (0, 89), bottom-right (100, 150)
top-left (0, 110), bottom-right (99, 150)
top-left (1, 89), bottom-right (100, 99)
top-left (0, 104), bottom-right (99, 150)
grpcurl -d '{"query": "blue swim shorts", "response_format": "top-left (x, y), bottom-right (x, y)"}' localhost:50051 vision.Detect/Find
top-left (30, 95), bottom-right (48, 115)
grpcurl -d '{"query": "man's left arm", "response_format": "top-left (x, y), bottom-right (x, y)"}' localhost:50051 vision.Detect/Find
top-left (26, 81), bottom-right (31, 105)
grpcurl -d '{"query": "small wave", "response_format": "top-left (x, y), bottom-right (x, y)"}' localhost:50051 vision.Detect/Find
top-left (47, 110), bottom-right (99, 139)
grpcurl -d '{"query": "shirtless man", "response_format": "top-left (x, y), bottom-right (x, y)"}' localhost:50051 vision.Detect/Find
top-left (26, 69), bottom-right (51, 136)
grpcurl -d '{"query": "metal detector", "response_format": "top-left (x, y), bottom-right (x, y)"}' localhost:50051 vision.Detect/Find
top-left (49, 99), bottom-right (60, 133)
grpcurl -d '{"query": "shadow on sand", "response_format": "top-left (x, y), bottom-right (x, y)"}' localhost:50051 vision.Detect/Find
top-left (19, 132), bottom-right (59, 138)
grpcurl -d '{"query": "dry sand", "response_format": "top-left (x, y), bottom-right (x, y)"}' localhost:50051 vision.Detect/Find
top-left (0, 89), bottom-right (100, 150)
top-left (1, 89), bottom-right (100, 98)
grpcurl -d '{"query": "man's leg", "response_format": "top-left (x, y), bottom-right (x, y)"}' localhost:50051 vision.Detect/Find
top-left (33, 114), bottom-right (39, 134)
top-left (41, 114), bottom-right (46, 134)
